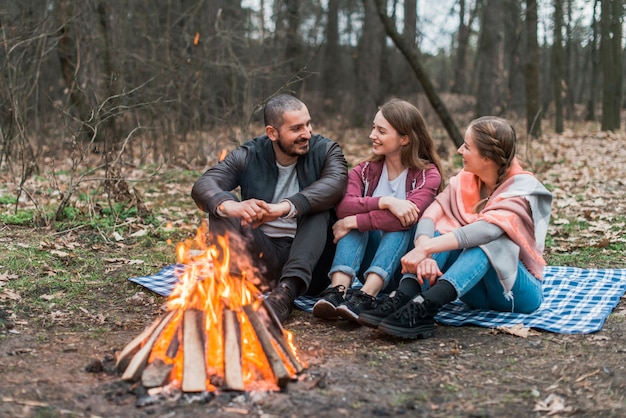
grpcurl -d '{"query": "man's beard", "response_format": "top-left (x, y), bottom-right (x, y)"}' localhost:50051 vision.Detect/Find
top-left (276, 134), bottom-right (309, 157)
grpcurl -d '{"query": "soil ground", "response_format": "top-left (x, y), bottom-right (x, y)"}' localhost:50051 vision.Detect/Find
top-left (1, 125), bottom-right (626, 417)
top-left (1, 301), bottom-right (625, 417)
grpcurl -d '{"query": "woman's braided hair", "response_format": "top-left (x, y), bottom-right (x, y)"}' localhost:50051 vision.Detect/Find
top-left (469, 116), bottom-right (517, 212)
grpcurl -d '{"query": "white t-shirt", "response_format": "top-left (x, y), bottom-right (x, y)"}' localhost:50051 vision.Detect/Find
top-left (260, 162), bottom-right (299, 238)
top-left (372, 162), bottom-right (408, 199)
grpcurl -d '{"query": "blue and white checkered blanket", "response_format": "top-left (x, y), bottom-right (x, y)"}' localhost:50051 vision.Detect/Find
top-left (129, 265), bottom-right (626, 334)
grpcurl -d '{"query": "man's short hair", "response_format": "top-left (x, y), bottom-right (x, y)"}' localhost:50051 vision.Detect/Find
top-left (264, 94), bottom-right (305, 128)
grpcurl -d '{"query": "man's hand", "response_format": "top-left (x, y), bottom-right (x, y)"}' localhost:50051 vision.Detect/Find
top-left (332, 216), bottom-right (357, 243)
top-left (379, 196), bottom-right (420, 227)
top-left (249, 201), bottom-right (292, 228)
top-left (219, 199), bottom-right (272, 227)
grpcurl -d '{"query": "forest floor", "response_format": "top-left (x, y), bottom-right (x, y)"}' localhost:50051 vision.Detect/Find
top-left (1, 122), bottom-right (625, 417)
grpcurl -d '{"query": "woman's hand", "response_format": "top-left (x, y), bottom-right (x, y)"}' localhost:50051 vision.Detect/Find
top-left (400, 244), bottom-right (430, 275)
top-left (380, 197), bottom-right (420, 227)
top-left (332, 216), bottom-right (357, 243)
top-left (416, 258), bottom-right (442, 286)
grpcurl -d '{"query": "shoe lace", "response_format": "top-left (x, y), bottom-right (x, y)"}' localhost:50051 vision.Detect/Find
top-left (373, 290), bottom-right (406, 312)
top-left (393, 297), bottom-right (428, 326)
top-left (351, 290), bottom-right (375, 305)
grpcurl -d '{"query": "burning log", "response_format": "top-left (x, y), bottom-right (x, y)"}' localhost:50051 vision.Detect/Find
top-left (260, 300), bottom-right (305, 374)
top-left (115, 317), bottom-right (161, 372)
top-left (141, 359), bottom-right (173, 388)
top-left (182, 309), bottom-right (207, 392)
top-left (223, 309), bottom-right (244, 391)
top-left (120, 310), bottom-right (177, 382)
top-left (242, 304), bottom-right (291, 388)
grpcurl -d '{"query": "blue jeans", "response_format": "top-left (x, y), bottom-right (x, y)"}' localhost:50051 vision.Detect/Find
top-left (430, 246), bottom-right (543, 313)
top-left (329, 228), bottom-right (414, 291)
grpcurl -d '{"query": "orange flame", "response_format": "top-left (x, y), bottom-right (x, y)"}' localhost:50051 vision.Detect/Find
top-left (193, 32), bottom-right (200, 46)
top-left (145, 220), bottom-right (302, 392)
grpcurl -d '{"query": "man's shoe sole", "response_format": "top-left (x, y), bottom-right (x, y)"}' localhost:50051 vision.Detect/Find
top-left (312, 300), bottom-right (339, 320)
top-left (377, 322), bottom-right (435, 339)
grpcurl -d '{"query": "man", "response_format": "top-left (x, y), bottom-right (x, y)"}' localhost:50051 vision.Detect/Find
top-left (191, 94), bottom-right (348, 323)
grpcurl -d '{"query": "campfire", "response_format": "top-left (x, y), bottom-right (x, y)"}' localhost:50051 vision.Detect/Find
top-left (115, 221), bottom-right (305, 393)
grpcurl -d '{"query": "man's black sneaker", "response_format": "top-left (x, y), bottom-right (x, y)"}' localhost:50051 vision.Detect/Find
top-left (377, 295), bottom-right (438, 339)
top-left (265, 285), bottom-right (295, 324)
top-left (312, 285), bottom-right (347, 320)
top-left (336, 290), bottom-right (376, 322)
top-left (357, 290), bottom-right (413, 328)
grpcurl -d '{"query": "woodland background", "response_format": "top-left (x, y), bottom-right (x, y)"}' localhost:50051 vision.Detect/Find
top-left (1, 1), bottom-right (624, 215)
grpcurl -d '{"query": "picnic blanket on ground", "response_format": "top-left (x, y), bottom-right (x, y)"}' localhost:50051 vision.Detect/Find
top-left (129, 265), bottom-right (626, 334)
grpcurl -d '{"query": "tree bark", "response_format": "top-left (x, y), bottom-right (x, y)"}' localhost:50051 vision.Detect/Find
top-left (56, 0), bottom-right (102, 142)
top-left (372, 0), bottom-right (463, 147)
top-left (600, 0), bottom-right (623, 131)
top-left (585, 0), bottom-right (600, 121)
top-left (552, 0), bottom-right (564, 133)
top-left (475, 0), bottom-right (505, 116)
top-left (524, 0), bottom-right (542, 137)
top-left (451, 0), bottom-right (473, 94)
top-left (354, 0), bottom-right (385, 126)
top-left (323, 0), bottom-right (341, 102)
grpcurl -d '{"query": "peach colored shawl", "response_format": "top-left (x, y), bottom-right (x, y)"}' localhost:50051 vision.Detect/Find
top-left (424, 158), bottom-right (553, 291)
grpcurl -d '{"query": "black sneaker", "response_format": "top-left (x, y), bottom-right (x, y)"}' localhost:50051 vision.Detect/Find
top-left (377, 295), bottom-right (438, 339)
top-left (312, 285), bottom-right (347, 320)
top-left (357, 290), bottom-right (413, 329)
top-left (336, 290), bottom-right (376, 322)
top-left (265, 285), bottom-right (295, 324)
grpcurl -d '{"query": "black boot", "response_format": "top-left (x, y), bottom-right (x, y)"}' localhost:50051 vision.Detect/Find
top-left (265, 282), bottom-right (298, 324)
top-left (377, 295), bottom-right (440, 339)
top-left (357, 289), bottom-right (415, 329)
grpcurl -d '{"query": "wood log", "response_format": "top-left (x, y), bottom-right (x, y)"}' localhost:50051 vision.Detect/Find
top-left (181, 309), bottom-right (207, 392)
top-left (141, 358), bottom-right (173, 388)
top-left (121, 310), bottom-right (176, 381)
top-left (223, 309), bottom-right (244, 391)
top-left (115, 317), bottom-right (160, 372)
top-left (242, 304), bottom-right (291, 388)
top-left (260, 300), bottom-right (305, 373)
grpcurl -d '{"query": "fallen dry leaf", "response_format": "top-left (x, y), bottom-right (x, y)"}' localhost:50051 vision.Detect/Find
top-left (496, 323), bottom-right (532, 338)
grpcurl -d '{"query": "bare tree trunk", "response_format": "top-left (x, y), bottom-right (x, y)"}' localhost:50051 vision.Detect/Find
top-left (585, 0), bottom-right (600, 121)
top-left (96, 2), bottom-right (120, 152)
top-left (564, 0), bottom-right (575, 120)
top-left (600, 0), bottom-right (623, 131)
top-left (404, 0), bottom-right (416, 43)
top-left (552, 0), bottom-right (564, 133)
top-left (372, 0), bottom-right (463, 147)
top-left (57, 0), bottom-right (103, 142)
top-left (475, 0), bottom-right (505, 116)
top-left (354, 0), bottom-right (385, 126)
top-left (284, 0), bottom-right (304, 94)
top-left (323, 0), bottom-right (341, 103)
top-left (524, 0), bottom-right (542, 137)
top-left (451, 0), bottom-right (475, 94)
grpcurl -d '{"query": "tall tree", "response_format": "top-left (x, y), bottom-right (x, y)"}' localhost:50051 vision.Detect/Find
top-left (354, 0), bottom-right (385, 126)
top-left (475, 0), bottom-right (505, 116)
top-left (600, 0), bottom-right (623, 131)
top-left (524, 0), bottom-right (542, 137)
top-left (322, 0), bottom-right (341, 102)
top-left (451, 0), bottom-right (476, 94)
top-left (552, 0), bottom-right (564, 133)
top-left (585, 0), bottom-right (600, 121)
